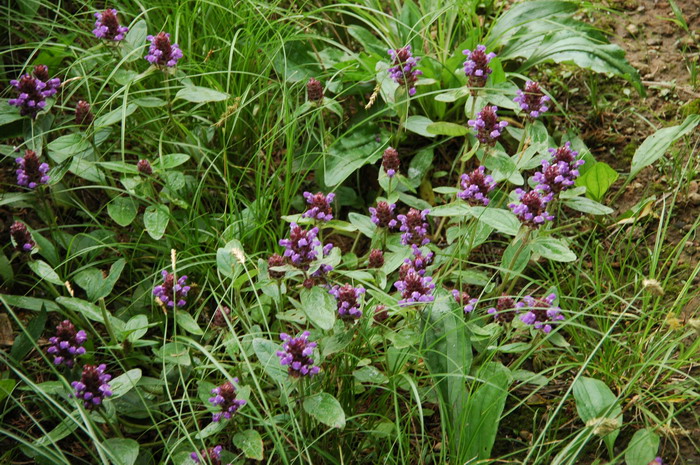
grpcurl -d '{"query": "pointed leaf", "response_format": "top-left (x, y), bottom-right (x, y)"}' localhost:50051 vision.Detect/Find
top-left (303, 392), bottom-right (346, 429)
top-left (233, 429), bottom-right (264, 461)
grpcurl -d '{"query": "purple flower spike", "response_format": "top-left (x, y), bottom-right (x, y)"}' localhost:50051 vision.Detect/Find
top-left (368, 249), bottom-right (384, 268)
top-left (277, 331), bottom-right (320, 378)
top-left (279, 223), bottom-right (323, 270)
top-left (93, 9), bottom-right (128, 41)
top-left (517, 293), bottom-right (564, 333)
top-left (382, 147), bottom-right (400, 178)
top-left (397, 208), bottom-right (431, 246)
top-left (462, 45), bottom-right (496, 88)
top-left (514, 81), bottom-right (550, 119)
top-left (267, 253), bottom-right (286, 279)
top-left (648, 458), bottom-right (663, 465)
top-left (307, 78), bottom-right (324, 102)
top-left (8, 66), bottom-right (61, 118)
top-left (209, 380), bottom-right (246, 422)
top-left (487, 294), bottom-right (517, 324)
top-left (47, 320), bottom-right (87, 367)
top-left (153, 270), bottom-right (191, 308)
top-left (533, 142), bottom-right (585, 194)
top-left (329, 283), bottom-right (365, 322)
top-left (302, 192), bottom-right (335, 221)
top-left (15, 150), bottom-right (50, 189)
top-left (394, 269), bottom-right (435, 305)
top-left (75, 100), bottom-right (94, 127)
top-left (508, 189), bottom-right (554, 228)
top-left (369, 201), bottom-right (398, 229)
top-left (468, 106), bottom-right (508, 145)
top-left (388, 46), bottom-right (422, 96)
top-left (403, 245), bottom-right (433, 277)
top-left (458, 166), bottom-right (496, 206)
top-left (452, 290), bottom-right (478, 314)
top-left (145, 32), bottom-right (183, 68)
top-left (191, 445), bottom-right (224, 465)
top-left (10, 221), bottom-right (35, 252)
top-left (137, 159), bottom-right (153, 175)
top-left (71, 364), bottom-right (112, 409)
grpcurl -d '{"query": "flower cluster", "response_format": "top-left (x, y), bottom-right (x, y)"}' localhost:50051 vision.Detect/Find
top-left (368, 249), bottom-right (384, 268)
top-left (369, 201), bottom-right (398, 229)
top-left (75, 100), bottom-right (94, 127)
top-left (452, 290), bottom-right (477, 314)
top-left (279, 223), bottom-right (326, 269)
top-left (209, 380), bottom-right (246, 422)
top-left (487, 295), bottom-right (517, 324)
top-left (388, 46), bottom-right (422, 96)
top-left (468, 106), bottom-right (508, 145)
top-left (394, 269), bottom-right (435, 305)
top-left (329, 284), bottom-right (365, 322)
top-left (71, 364), bottom-right (112, 409)
top-left (514, 81), bottom-right (550, 119)
top-left (15, 150), bottom-right (50, 189)
top-left (145, 32), bottom-right (183, 68)
top-left (517, 293), bottom-right (564, 333)
top-left (191, 445), bottom-right (224, 465)
top-left (532, 142), bottom-right (584, 194)
top-left (8, 66), bottom-right (61, 118)
top-left (277, 331), bottom-right (320, 378)
top-left (10, 221), bottom-right (34, 252)
top-left (397, 208), bottom-right (430, 246)
top-left (307, 78), bottom-right (324, 102)
top-left (403, 245), bottom-right (433, 276)
top-left (458, 166), bottom-right (496, 206)
top-left (153, 270), bottom-right (191, 308)
top-left (47, 320), bottom-right (87, 367)
top-left (93, 9), bottom-right (128, 41)
top-left (303, 191), bottom-right (335, 221)
top-left (382, 147), bottom-right (400, 178)
top-left (462, 45), bottom-right (496, 88)
top-left (508, 189), bottom-right (554, 228)
top-left (267, 253), bottom-right (286, 278)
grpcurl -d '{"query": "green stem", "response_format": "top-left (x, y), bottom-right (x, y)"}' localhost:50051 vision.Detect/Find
top-left (99, 298), bottom-right (118, 345)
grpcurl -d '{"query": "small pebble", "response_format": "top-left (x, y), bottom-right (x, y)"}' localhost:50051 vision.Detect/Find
top-left (626, 24), bottom-right (639, 36)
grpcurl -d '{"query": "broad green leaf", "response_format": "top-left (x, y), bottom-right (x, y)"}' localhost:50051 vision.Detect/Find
top-left (156, 342), bottom-right (191, 366)
top-left (121, 19), bottom-right (147, 62)
top-left (572, 376), bottom-right (622, 452)
top-left (347, 25), bottom-right (386, 56)
top-left (348, 212), bottom-right (376, 239)
top-left (108, 197), bottom-right (138, 227)
top-left (0, 100), bottom-right (22, 126)
top-left (403, 115), bottom-right (436, 138)
top-left (175, 311), bottom-right (203, 335)
top-left (94, 104), bottom-right (138, 128)
top-left (104, 438), bottom-right (139, 465)
top-left (98, 161), bottom-right (139, 174)
top-left (123, 315), bottom-right (149, 342)
top-left (0, 294), bottom-right (60, 312)
top-left (0, 379), bottom-right (17, 403)
top-left (630, 115), bottom-right (700, 177)
top-left (563, 197), bottom-right (614, 215)
top-left (434, 87), bottom-right (471, 102)
top-left (46, 133), bottom-right (91, 164)
top-left (407, 147), bottom-right (434, 189)
top-left (132, 96), bottom-right (166, 108)
top-left (157, 153), bottom-right (190, 169)
top-left (252, 338), bottom-right (287, 384)
top-left (468, 207), bottom-right (520, 236)
top-left (55, 297), bottom-right (124, 332)
top-left (272, 41), bottom-right (322, 83)
top-left (353, 365), bottom-right (388, 384)
top-left (300, 286), bottom-right (336, 331)
top-left (33, 411), bottom-right (79, 448)
top-left (427, 121), bottom-right (468, 137)
top-left (325, 126), bottom-right (385, 186)
top-left (74, 259), bottom-right (125, 302)
top-left (28, 260), bottom-right (62, 285)
top-left (531, 237), bottom-right (577, 262)
top-left (625, 428), bottom-right (660, 465)
top-left (303, 392), bottom-right (346, 429)
top-left (429, 202), bottom-right (471, 217)
top-left (176, 86), bottom-right (229, 103)
top-left (487, 1), bottom-right (578, 45)
top-left (10, 308), bottom-right (46, 361)
top-left (501, 240), bottom-right (531, 279)
top-left (216, 239), bottom-right (244, 279)
top-left (233, 429), bottom-right (264, 461)
top-left (143, 204), bottom-right (169, 240)
top-left (110, 369), bottom-right (142, 398)
top-left (576, 162), bottom-right (619, 202)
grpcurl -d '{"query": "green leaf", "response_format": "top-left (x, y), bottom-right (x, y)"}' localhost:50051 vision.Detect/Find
top-left (348, 212), bottom-right (376, 239)
top-left (110, 369), bottom-right (142, 399)
top-left (94, 104), bottom-right (138, 128)
top-left (176, 86), bottom-right (229, 103)
top-left (74, 259), bottom-right (125, 302)
top-left (56, 296), bottom-right (114, 327)
top-left (157, 153), bottom-right (190, 169)
top-left (324, 126), bottom-right (385, 186)
top-left (353, 365), bottom-right (389, 385)
top-left (108, 197), bottom-right (138, 227)
top-left (123, 315), bottom-right (149, 342)
top-left (434, 87), bottom-right (471, 103)
top-left (10, 308), bottom-right (47, 361)
top-left (47, 133), bottom-right (91, 164)
top-left (156, 342), bottom-right (191, 366)
top-left (303, 392), bottom-right (346, 429)
top-left (487, 1), bottom-right (578, 46)
top-left (252, 338), bottom-right (287, 384)
top-left (572, 376), bottom-right (622, 451)
top-left (576, 162), bottom-right (619, 202)
top-left (429, 202), bottom-right (471, 217)
top-left (0, 379), bottom-right (17, 403)
top-left (132, 97), bottom-right (166, 108)
top-left (233, 429), bottom-right (264, 461)
top-left (175, 311), bottom-right (203, 335)
top-left (426, 121), bottom-right (468, 137)
top-left (217, 239), bottom-right (244, 279)
top-left (531, 237), bottom-right (577, 262)
top-left (630, 115), bottom-right (700, 177)
top-left (28, 260), bottom-right (62, 285)
top-left (563, 197), bottom-right (614, 215)
top-left (468, 207), bottom-right (520, 236)
top-left (625, 428), bottom-right (660, 465)
top-left (501, 240), bottom-right (531, 280)
top-left (121, 19), bottom-right (147, 62)
top-left (407, 147), bottom-right (434, 189)
top-left (143, 204), bottom-right (169, 240)
top-left (0, 100), bottom-right (23, 126)
top-left (33, 412), bottom-right (79, 448)
top-left (403, 115), bottom-right (436, 138)
top-left (104, 438), bottom-right (139, 465)
top-left (300, 286), bottom-right (336, 331)
top-left (347, 25), bottom-right (386, 56)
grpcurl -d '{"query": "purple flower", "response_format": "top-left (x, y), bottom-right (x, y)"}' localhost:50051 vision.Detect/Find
top-left (71, 364), bottom-right (112, 409)
top-left (514, 81), bottom-right (550, 118)
top-left (487, 294), bottom-right (517, 324)
top-left (145, 32), bottom-right (183, 68)
top-left (302, 192), bottom-right (335, 221)
top-left (388, 46), bottom-right (422, 96)
top-left (15, 150), bottom-right (50, 189)
top-left (276, 331), bottom-right (320, 378)
top-left (369, 201), bottom-right (398, 229)
top-left (373, 305), bottom-right (389, 323)
top-left (153, 270), bottom-right (191, 308)
top-left (458, 166), bottom-right (496, 206)
top-left (468, 106), bottom-right (508, 145)
top-left (329, 283), bottom-right (365, 322)
top-left (191, 445), bottom-right (224, 465)
top-left (518, 293), bottom-right (564, 333)
top-left (279, 223), bottom-right (322, 270)
top-left (452, 290), bottom-right (477, 314)
top-left (10, 221), bottom-right (34, 252)
top-left (532, 142), bottom-right (584, 194)
top-left (462, 45), bottom-right (496, 88)
top-left (93, 9), bottom-right (128, 41)
top-left (368, 249), bottom-right (384, 268)
top-left (382, 147), bottom-right (400, 177)
top-left (137, 159), bottom-right (153, 175)
top-left (267, 253), bottom-right (286, 279)
top-left (307, 78), bottom-right (324, 102)
top-left (394, 269), bottom-right (435, 305)
top-left (550, 141), bottom-right (584, 167)
top-left (8, 66), bottom-right (61, 119)
top-left (47, 320), bottom-right (87, 367)
top-left (403, 245), bottom-right (433, 276)
top-left (648, 458), bottom-right (663, 465)
top-left (211, 306), bottom-right (231, 328)
top-left (508, 189), bottom-right (554, 228)
top-left (397, 208), bottom-right (431, 246)
top-left (209, 380), bottom-right (246, 422)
